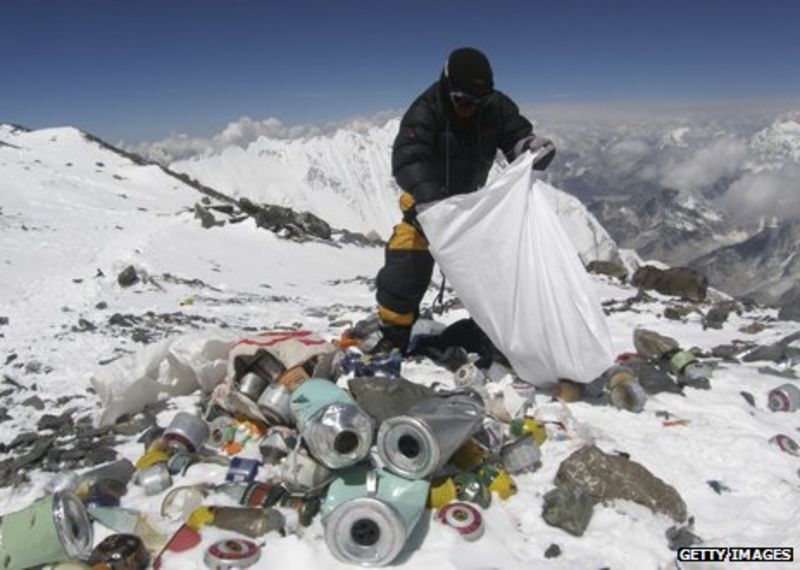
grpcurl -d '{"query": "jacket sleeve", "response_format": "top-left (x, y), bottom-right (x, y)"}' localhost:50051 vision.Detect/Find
top-left (496, 94), bottom-right (535, 163)
top-left (392, 99), bottom-right (444, 204)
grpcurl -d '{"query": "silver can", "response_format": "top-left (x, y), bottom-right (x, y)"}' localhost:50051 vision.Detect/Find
top-left (500, 436), bottom-right (541, 474)
top-left (136, 463), bottom-right (172, 496)
top-left (257, 383), bottom-right (293, 426)
top-left (376, 394), bottom-right (483, 479)
top-left (164, 412), bottom-right (210, 453)
top-left (236, 372), bottom-right (270, 402)
top-left (203, 538), bottom-right (261, 570)
top-left (768, 383), bottom-right (800, 412)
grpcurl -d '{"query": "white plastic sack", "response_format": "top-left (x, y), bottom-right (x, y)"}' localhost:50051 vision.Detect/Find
top-left (91, 330), bottom-right (235, 427)
top-left (417, 153), bottom-right (614, 386)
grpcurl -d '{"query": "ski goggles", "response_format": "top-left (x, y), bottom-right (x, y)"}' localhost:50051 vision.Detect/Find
top-left (449, 90), bottom-right (492, 108)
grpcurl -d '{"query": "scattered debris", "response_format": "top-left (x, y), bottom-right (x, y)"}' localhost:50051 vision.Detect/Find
top-left (117, 265), bottom-right (139, 288)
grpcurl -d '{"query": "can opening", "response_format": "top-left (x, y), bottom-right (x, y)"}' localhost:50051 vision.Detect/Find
top-left (333, 431), bottom-right (359, 454)
top-left (351, 518), bottom-right (381, 546)
top-left (398, 434), bottom-right (420, 459)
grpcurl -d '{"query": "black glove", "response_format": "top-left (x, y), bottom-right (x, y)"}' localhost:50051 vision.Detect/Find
top-left (525, 137), bottom-right (556, 170)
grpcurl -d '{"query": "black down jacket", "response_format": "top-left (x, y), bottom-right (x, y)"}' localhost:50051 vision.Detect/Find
top-left (392, 79), bottom-right (534, 204)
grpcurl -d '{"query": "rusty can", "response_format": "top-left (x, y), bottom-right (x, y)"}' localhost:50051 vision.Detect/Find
top-left (770, 434), bottom-right (800, 457)
top-left (768, 383), bottom-right (800, 412)
top-left (88, 534), bottom-right (149, 570)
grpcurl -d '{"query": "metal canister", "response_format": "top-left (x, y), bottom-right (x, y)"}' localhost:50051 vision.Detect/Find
top-left (322, 465), bottom-right (430, 567)
top-left (207, 416), bottom-right (235, 449)
top-left (609, 381), bottom-right (648, 413)
top-left (438, 502), bottom-right (484, 542)
top-left (500, 436), bottom-right (541, 474)
top-left (203, 539), bottom-right (261, 570)
top-left (290, 379), bottom-right (375, 469)
top-left (666, 349), bottom-right (698, 375)
top-left (376, 394), bottom-right (484, 479)
top-left (236, 372), bottom-right (269, 403)
top-left (257, 383), bottom-right (293, 426)
top-left (226, 457), bottom-right (262, 483)
top-left (167, 452), bottom-right (193, 475)
top-left (768, 383), bottom-right (800, 412)
top-left (250, 350), bottom-right (285, 383)
top-left (770, 434), bottom-right (800, 457)
top-left (88, 534), bottom-right (149, 570)
top-left (164, 412), bottom-right (210, 454)
top-left (136, 463), bottom-right (172, 495)
top-left (0, 491), bottom-right (93, 570)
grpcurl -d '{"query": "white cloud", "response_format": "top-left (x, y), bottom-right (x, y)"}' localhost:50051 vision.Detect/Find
top-left (718, 164), bottom-right (800, 222)
top-left (660, 137), bottom-right (747, 193)
top-left (124, 112), bottom-right (399, 164)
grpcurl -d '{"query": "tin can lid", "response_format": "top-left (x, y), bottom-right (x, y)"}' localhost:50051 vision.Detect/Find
top-left (52, 491), bottom-right (94, 559)
top-left (204, 539), bottom-right (261, 569)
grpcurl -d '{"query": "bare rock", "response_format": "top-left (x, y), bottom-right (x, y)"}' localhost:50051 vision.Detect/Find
top-left (554, 445), bottom-right (687, 522)
top-left (542, 485), bottom-right (595, 536)
top-left (21, 396), bottom-right (45, 410)
top-left (117, 265), bottom-right (139, 287)
top-left (632, 266), bottom-right (708, 302)
top-left (586, 260), bottom-right (628, 281)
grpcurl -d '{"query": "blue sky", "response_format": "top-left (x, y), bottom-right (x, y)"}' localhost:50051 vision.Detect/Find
top-left (1, 0), bottom-right (798, 143)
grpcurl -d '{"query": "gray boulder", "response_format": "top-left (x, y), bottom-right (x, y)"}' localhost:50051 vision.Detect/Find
top-left (632, 266), bottom-right (708, 302)
top-left (554, 445), bottom-right (687, 522)
top-left (586, 260), bottom-right (628, 282)
top-left (542, 485), bottom-right (595, 537)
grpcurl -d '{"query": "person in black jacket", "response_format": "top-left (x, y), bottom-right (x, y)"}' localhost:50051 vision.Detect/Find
top-left (371, 47), bottom-right (556, 353)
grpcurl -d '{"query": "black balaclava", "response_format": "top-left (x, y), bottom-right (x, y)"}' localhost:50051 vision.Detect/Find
top-left (445, 47), bottom-right (494, 97)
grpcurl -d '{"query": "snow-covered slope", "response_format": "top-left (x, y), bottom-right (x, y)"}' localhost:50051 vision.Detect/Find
top-left (2, 124), bottom-right (800, 569)
top-left (172, 121), bottom-right (400, 238)
top-left (752, 117), bottom-right (800, 162)
top-left (171, 121), bottom-right (623, 266)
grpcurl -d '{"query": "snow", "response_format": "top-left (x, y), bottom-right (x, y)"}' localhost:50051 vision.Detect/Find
top-left (2, 125), bottom-right (800, 569)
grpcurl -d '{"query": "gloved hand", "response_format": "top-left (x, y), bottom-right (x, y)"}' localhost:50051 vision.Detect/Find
top-left (525, 137), bottom-right (556, 170)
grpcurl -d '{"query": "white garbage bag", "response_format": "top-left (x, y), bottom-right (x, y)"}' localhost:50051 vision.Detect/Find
top-left (417, 152), bottom-right (614, 387)
top-left (91, 330), bottom-right (235, 427)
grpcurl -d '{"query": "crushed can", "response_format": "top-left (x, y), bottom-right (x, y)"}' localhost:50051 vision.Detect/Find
top-left (290, 379), bottom-right (375, 469)
top-left (0, 491), bottom-right (93, 570)
top-left (322, 465), bottom-right (430, 567)
top-left (509, 418), bottom-right (548, 446)
top-left (238, 482), bottom-right (281, 508)
top-left (88, 534), bottom-right (149, 570)
top-left (257, 383), bottom-right (293, 426)
top-left (207, 416), bottom-right (235, 449)
top-left (260, 426), bottom-right (297, 464)
top-left (279, 447), bottom-right (334, 491)
top-left (665, 349), bottom-right (698, 375)
top-left (209, 507), bottom-right (285, 538)
top-left (204, 539), bottom-right (261, 570)
top-left (377, 394), bottom-right (483, 479)
top-left (438, 502), bottom-right (484, 542)
top-left (453, 472), bottom-right (492, 509)
top-left (500, 436), bottom-right (541, 474)
top-left (768, 383), bottom-right (800, 412)
top-left (164, 412), bottom-right (210, 454)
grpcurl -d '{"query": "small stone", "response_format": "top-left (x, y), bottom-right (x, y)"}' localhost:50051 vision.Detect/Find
top-left (0, 317), bottom-right (8, 326)
top-left (666, 523), bottom-right (703, 550)
top-left (131, 328), bottom-right (153, 344)
top-left (542, 485), bottom-right (595, 537)
top-left (0, 408), bottom-right (11, 423)
top-left (84, 447), bottom-right (118, 466)
top-left (95, 301), bottom-right (108, 310)
top-left (73, 318), bottom-right (96, 332)
top-left (25, 360), bottom-right (43, 374)
top-left (21, 396), bottom-right (45, 410)
top-left (706, 480), bottom-right (731, 494)
top-left (117, 265), bottom-right (139, 287)
top-left (8, 432), bottom-right (38, 449)
top-left (113, 414), bottom-right (155, 436)
top-left (4, 353), bottom-right (16, 365)
top-left (740, 391), bottom-right (756, 407)
top-left (544, 544), bottom-right (562, 559)
top-left (37, 413), bottom-right (74, 432)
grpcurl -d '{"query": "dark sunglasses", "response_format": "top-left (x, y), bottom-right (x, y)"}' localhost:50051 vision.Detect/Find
top-left (450, 90), bottom-right (491, 108)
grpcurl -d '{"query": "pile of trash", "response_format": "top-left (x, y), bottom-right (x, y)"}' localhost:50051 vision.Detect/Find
top-left (1, 322), bottom-right (797, 569)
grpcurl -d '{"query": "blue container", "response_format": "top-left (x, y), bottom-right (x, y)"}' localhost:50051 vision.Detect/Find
top-left (226, 458), bottom-right (262, 483)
